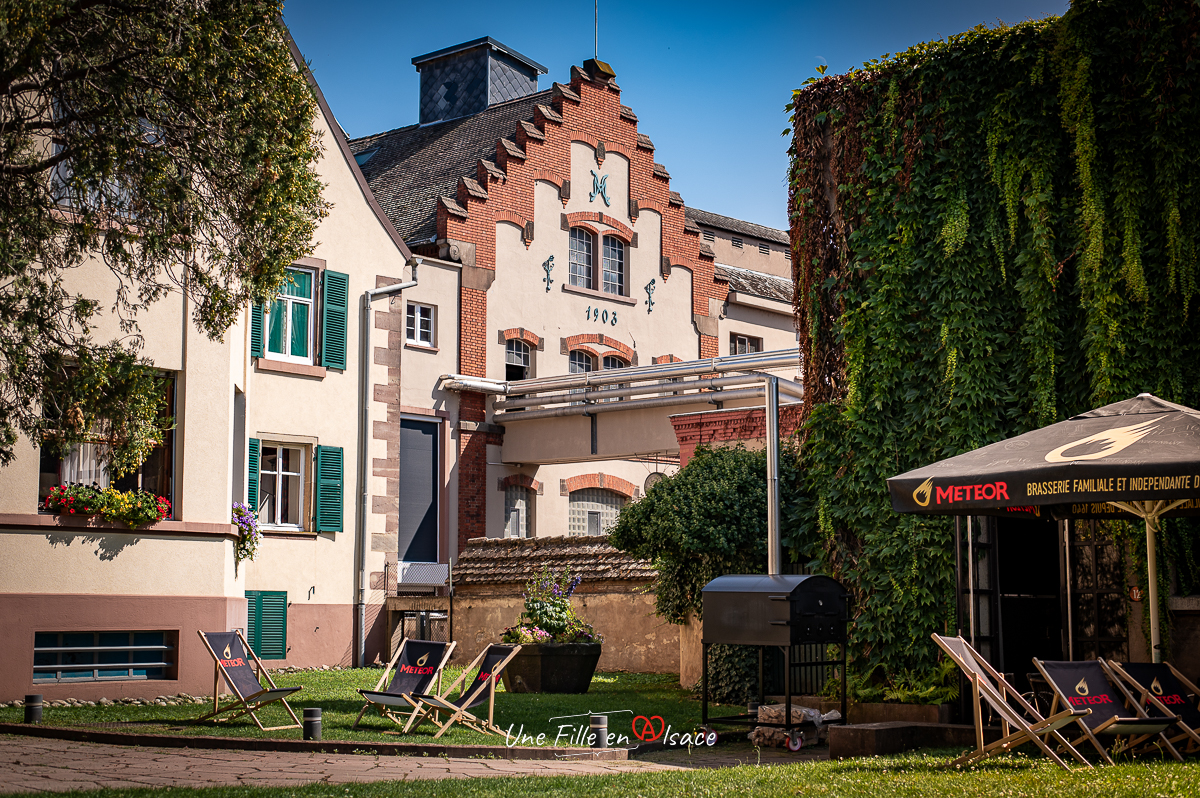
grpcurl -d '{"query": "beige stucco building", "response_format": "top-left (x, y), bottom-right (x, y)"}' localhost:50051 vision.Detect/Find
top-left (0, 34), bottom-right (799, 700)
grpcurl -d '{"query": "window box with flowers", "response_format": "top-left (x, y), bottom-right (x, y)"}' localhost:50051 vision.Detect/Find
top-left (500, 566), bottom-right (604, 694)
top-left (43, 484), bottom-right (171, 528)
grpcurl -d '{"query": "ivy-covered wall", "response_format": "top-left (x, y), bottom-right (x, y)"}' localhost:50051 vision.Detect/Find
top-left (787, 0), bottom-right (1200, 676)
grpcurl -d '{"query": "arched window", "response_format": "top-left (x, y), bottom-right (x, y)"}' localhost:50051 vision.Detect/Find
top-left (569, 228), bottom-right (594, 288)
top-left (568, 488), bottom-right (626, 535)
top-left (602, 354), bottom-right (627, 402)
top-left (506, 339), bottom-right (531, 381)
top-left (602, 236), bottom-right (625, 295)
top-left (504, 485), bottom-right (533, 538)
top-left (569, 350), bottom-right (596, 374)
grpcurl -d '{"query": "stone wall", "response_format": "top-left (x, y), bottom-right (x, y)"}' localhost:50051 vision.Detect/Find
top-left (452, 582), bottom-right (678, 673)
top-left (450, 534), bottom-right (678, 673)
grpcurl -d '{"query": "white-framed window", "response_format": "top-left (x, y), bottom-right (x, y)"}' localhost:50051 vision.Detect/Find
top-left (406, 302), bottom-right (435, 346)
top-left (569, 350), bottom-right (596, 374)
top-left (732, 237), bottom-right (743, 249)
top-left (569, 227), bottom-right (594, 288)
top-left (602, 236), bottom-right (625, 295)
top-left (504, 485), bottom-right (533, 538)
top-left (568, 488), bottom-right (626, 535)
top-left (602, 354), bottom-right (628, 402)
top-left (259, 444), bottom-right (305, 528)
top-left (506, 339), bottom-right (531, 381)
top-left (569, 350), bottom-right (595, 405)
top-left (267, 267), bottom-right (315, 364)
top-left (731, 334), bottom-right (762, 355)
top-left (758, 243), bottom-right (770, 254)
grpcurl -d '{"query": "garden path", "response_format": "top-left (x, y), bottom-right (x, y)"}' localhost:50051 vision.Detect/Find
top-left (0, 735), bottom-right (685, 792)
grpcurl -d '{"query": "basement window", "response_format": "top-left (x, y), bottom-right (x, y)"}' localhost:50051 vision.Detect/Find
top-left (34, 631), bottom-right (176, 682)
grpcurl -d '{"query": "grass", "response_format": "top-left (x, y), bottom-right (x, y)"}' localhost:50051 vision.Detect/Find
top-left (30, 749), bottom-right (1200, 798)
top-left (0, 669), bottom-right (741, 747)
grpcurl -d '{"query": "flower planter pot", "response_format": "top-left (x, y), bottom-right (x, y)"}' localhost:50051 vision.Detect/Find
top-left (501, 643), bottom-right (602, 694)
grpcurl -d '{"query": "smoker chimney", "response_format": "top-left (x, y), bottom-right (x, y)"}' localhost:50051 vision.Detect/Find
top-left (412, 37), bottom-right (548, 125)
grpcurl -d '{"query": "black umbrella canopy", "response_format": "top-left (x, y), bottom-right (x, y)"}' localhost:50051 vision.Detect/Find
top-left (888, 393), bottom-right (1200, 518)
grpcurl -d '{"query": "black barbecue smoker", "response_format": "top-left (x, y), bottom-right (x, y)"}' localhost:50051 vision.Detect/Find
top-left (700, 574), bottom-right (850, 743)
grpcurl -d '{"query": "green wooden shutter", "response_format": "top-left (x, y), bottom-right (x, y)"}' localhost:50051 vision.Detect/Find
top-left (258, 592), bottom-right (287, 659)
top-left (245, 591), bottom-right (262, 654)
top-left (244, 590), bottom-right (287, 659)
top-left (250, 304), bottom-right (265, 358)
top-left (247, 438), bottom-right (260, 516)
top-left (320, 270), bottom-right (349, 370)
top-left (313, 445), bottom-right (344, 532)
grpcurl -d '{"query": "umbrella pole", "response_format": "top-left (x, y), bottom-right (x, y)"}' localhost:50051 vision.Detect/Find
top-left (1146, 513), bottom-right (1161, 664)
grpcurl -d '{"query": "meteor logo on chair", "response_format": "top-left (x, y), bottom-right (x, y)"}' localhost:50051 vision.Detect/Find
top-left (1075, 677), bottom-right (1089, 696)
top-left (1045, 419), bottom-right (1160, 463)
top-left (1152, 677), bottom-right (1164, 696)
top-left (416, 653), bottom-right (429, 667)
top-left (913, 478), bottom-right (934, 507)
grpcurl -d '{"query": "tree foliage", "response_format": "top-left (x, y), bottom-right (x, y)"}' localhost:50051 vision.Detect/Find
top-left (0, 0), bottom-right (328, 471)
top-left (786, 0), bottom-right (1200, 674)
top-left (609, 444), bottom-right (801, 625)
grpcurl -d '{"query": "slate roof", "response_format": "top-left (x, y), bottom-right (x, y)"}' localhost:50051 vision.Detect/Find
top-left (685, 206), bottom-right (789, 246)
top-left (453, 535), bottom-right (657, 585)
top-left (716, 263), bottom-right (794, 304)
top-left (348, 90), bottom-right (552, 244)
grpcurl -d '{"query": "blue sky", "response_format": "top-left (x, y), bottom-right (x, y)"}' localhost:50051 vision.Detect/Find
top-left (283, 0), bottom-right (1068, 231)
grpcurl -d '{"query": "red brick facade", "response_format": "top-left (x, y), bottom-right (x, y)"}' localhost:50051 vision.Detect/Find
top-left (434, 62), bottom-right (731, 554)
top-left (558, 472), bottom-right (639, 499)
top-left (499, 474), bottom-right (543, 494)
top-left (669, 405), bottom-right (804, 466)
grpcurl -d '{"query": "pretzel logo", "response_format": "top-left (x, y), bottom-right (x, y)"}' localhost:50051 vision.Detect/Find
top-left (416, 653), bottom-right (430, 667)
top-left (1151, 677), bottom-right (1164, 696)
top-left (1075, 677), bottom-right (1089, 696)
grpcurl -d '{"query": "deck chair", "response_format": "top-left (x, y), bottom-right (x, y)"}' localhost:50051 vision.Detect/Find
top-left (933, 634), bottom-right (1092, 770)
top-left (194, 630), bottom-right (302, 731)
top-left (1106, 660), bottom-right (1200, 756)
top-left (352, 638), bottom-right (456, 730)
top-left (1032, 659), bottom-right (1180, 763)
top-left (404, 643), bottom-right (521, 739)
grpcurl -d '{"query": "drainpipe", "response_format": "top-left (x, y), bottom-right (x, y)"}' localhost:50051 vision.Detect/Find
top-left (765, 375), bottom-right (781, 575)
top-left (356, 260), bottom-right (419, 668)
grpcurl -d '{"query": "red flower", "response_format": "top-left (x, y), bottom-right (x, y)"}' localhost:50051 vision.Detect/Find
top-left (69, 509), bottom-right (75, 514)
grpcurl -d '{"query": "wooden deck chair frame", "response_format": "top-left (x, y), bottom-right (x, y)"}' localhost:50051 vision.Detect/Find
top-left (352, 638), bottom-right (457, 730)
top-left (1104, 660), bottom-right (1200, 756)
top-left (1032, 658), bottom-right (1182, 764)
top-left (194, 630), bottom-right (302, 732)
top-left (404, 644), bottom-right (522, 739)
top-left (933, 634), bottom-right (1092, 771)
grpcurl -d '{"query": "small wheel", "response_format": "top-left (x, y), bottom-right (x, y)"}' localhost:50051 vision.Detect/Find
top-left (787, 732), bottom-right (804, 752)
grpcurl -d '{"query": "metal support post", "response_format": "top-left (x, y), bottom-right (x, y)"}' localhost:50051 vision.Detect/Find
top-left (766, 375), bottom-right (780, 575)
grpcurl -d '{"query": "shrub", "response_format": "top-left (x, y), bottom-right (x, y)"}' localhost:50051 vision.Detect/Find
top-left (501, 565), bottom-right (604, 645)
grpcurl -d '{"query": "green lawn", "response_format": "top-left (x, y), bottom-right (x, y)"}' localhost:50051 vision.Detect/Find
top-left (35, 750), bottom-right (1200, 798)
top-left (0, 669), bottom-right (740, 747)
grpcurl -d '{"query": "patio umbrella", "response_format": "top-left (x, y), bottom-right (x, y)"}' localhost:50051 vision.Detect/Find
top-left (887, 393), bottom-right (1200, 663)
